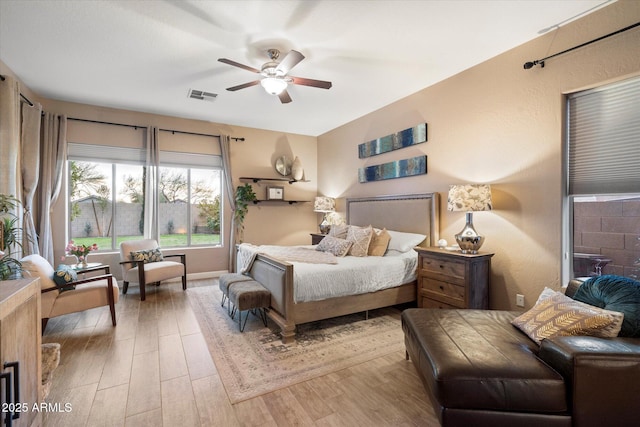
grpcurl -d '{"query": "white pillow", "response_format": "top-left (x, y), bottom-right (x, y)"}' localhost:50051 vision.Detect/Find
top-left (386, 230), bottom-right (427, 252)
top-left (20, 254), bottom-right (57, 290)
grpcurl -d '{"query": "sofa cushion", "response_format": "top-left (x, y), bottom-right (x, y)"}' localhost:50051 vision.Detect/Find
top-left (512, 291), bottom-right (624, 345)
top-left (402, 308), bottom-right (567, 414)
top-left (571, 275), bottom-right (640, 337)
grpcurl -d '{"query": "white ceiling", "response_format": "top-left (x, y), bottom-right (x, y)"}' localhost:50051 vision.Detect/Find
top-left (0, 0), bottom-right (611, 136)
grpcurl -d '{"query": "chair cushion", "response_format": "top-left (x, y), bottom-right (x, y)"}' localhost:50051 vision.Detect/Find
top-left (571, 275), bottom-right (640, 337)
top-left (49, 278), bottom-right (120, 318)
top-left (125, 260), bottom-right (184, 284)
top-left (20, 254), bottom-right (57, 291)
top-left (402, 308), bottom-right (567, 414)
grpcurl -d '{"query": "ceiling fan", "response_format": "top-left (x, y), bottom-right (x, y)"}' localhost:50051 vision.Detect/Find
top-left (218, 49), bottom-right (332, 104)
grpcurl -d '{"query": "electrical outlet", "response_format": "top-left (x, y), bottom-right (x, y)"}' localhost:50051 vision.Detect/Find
top-left (516, 294), bottom-right (525, 307)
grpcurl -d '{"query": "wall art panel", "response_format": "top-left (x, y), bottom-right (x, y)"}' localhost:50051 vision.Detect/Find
top-left (358, 155), bottom-right (427, 183)
top-left (358, 123), bottom-right (427, 158)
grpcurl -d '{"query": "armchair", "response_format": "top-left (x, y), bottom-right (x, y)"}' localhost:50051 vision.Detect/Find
top-left (20, 254), bottom-right (119, 331)
top-left (119, 239), bottom-right (186, 301)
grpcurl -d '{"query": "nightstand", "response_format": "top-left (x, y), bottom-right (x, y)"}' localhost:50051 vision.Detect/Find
top-left (415, 247), bottom-right (494, 309)
top-left (310, 233), bottom-right (326, 245)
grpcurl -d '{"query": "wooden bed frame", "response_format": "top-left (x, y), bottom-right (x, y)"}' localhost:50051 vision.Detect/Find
top-left (245, 193), bottom-right (440, 343)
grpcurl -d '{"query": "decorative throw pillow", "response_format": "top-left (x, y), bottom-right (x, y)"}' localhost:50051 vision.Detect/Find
top-left (535, 286), bottom-right (558, 305)
top-left (328, 224), bottom-right (349, 240)
top-left (346, 225), bottom-right (373, 257)
top-left (53, 264), bottom-right (78, 291)
top-left (368, 228), bottom-right (391, 256)
top-left (571, 275), bottom-right (640, 337)
top-left (130, 248), bottom-right (164, 264)
top-left (511, 291), bottom-right (624, 345)
top-left (316, 235), bottom-right (353, 257)
top-left (19, 254), bottom-right (57, 291)
top-left (387, 230), bottom-right (427, 252)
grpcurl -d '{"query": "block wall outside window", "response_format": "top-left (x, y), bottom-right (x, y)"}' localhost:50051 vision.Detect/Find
top-left (573, 197), bottom-right (640, 278)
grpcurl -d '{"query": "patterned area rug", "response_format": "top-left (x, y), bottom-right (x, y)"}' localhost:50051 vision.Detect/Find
top-left (187, 284), bottom-right (406, 403)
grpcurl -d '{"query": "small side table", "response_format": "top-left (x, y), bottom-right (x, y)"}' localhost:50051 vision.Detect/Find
top-left (415, 247), bottom-right (493, 309)
top-left (71, 262), bottom-right (110, 275)
top-left (310, 233), bottom-right (326, 245)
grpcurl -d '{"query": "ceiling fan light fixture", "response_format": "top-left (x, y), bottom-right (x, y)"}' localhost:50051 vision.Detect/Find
top-left (261, 77), bottom-right (287, 95)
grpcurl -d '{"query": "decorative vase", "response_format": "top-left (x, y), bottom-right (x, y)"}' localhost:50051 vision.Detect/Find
top-left (291, 156), bottom-right (304, 181)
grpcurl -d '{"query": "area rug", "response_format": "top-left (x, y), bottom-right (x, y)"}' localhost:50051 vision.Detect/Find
top-left (187, 284), bottom-right (406, 403)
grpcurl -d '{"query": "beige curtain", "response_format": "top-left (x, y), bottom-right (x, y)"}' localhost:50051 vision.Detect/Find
top-left (0, 76), bottom-right (20, 204)
top-left (21, 102), bottom-right (42, 255)
top-left (39, 113), bottom-right (67, 264)
top-left (143, 126), bottom-right (159, 240)
top-left (220, 134), bottom-right (236, 272)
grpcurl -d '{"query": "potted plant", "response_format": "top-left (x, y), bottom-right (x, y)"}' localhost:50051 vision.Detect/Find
top-left (234, 183), bottom-right (256, 242)
top-left (0, 194), bottom-right (25, 280)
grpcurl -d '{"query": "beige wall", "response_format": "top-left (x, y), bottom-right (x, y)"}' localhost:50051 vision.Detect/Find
top-left (317, 1), bottom-right (640, 310)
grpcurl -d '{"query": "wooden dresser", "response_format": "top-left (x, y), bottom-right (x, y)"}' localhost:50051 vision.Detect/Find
top-left (0, 278), bottom-right (42, 427)
top-left (415, 247), bottom-right (494, 309)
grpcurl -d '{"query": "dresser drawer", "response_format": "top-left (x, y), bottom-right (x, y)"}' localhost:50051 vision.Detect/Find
top-left (420, 256), bottom-right (465, 280)
top-left (421, 297), bottom-right (462, 309)
top-left (420, 278), bottom-right (465, 307)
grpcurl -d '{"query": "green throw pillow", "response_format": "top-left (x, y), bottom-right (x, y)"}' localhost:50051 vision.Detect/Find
top-left (130, 248), bottom-right (164, 264)
top-left (572, 275), bottom-right (640, 337)
top-left (53, 265), bottom-right (77, 291)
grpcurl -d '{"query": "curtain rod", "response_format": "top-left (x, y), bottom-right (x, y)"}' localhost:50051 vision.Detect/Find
top-left (0, 74), bottom-right (36, 107)
top-left (524, 21), bottom-right (640, 69)
top-left (68, 117), bottom-right (245, 141)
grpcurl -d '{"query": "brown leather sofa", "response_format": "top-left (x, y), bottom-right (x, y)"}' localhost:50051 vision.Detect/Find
top-left (402, 279), bottom-right (640, 427)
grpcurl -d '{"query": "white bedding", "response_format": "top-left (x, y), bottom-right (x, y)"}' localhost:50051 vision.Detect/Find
top-left (290, 247), bottom-right (418, 303)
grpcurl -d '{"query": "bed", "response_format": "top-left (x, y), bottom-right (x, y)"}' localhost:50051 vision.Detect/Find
top-left (242, 193), bottom-right (439, 343)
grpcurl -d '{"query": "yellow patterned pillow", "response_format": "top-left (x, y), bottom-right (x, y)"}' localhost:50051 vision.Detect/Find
top-left (511, 291), bottom-right (624, 345)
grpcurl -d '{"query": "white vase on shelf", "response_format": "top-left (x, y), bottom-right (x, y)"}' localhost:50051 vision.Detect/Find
top-left (291, 156), bottom-right (304, 181)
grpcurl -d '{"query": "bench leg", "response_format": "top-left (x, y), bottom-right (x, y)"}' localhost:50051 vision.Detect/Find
top-left (239, 310), bottom-right (250, 332)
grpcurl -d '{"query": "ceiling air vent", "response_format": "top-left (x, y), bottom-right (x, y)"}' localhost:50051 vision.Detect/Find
top-left (188, 89), bottom-right (217, 102)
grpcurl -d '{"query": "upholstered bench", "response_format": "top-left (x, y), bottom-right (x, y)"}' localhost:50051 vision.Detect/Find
top-left (219, 273), bottom-right (254, 315)
top-left (228, 280), bottom-right (270, 332)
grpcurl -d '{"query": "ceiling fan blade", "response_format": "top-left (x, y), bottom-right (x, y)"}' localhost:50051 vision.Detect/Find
top-left (275, 50), bottom-right (305, 75)
top-left (226, 81), bottom-right (260, 91)
top-left (291, 76), bottom-right (332, 89)
top-left (218, 58), bottom-right (261, 74)
top-left (278, 90), bottom-right (292, 104)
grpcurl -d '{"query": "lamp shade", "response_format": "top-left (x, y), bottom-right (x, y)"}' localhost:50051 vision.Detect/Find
top-left (447, 184), bottom-right (492, 212)
top-left (314, 196), bottom-right (335, 212)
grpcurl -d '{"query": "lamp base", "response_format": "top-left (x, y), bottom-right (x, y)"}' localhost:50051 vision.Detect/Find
top-left (455, 212), bottom-right (485, 254)
top-left (319, 215), bottom-right (331, 234)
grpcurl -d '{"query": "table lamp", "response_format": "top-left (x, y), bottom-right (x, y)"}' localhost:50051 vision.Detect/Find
top-left (314, 196), bottom-right (335, 234)
top-left (447, 184), bottom-right (492, 254)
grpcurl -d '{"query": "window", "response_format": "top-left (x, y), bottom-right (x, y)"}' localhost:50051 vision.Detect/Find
top-left (68, 144), bottom-right (223, 251)
top-left (157, 166), bottom-right (222, 248)
top-left (563, 77), bottom-right (640, 282)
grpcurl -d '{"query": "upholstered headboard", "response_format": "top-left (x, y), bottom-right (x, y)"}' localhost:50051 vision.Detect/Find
top-left (346, 193), bottom-right (439, 247)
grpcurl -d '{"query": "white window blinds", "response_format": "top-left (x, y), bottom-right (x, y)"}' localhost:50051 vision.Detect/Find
top-left (568, 76), bottom-right (640, 195)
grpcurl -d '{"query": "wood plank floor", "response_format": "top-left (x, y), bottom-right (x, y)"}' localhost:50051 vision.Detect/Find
top-left (42, 280), bottom-right (439, 426)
